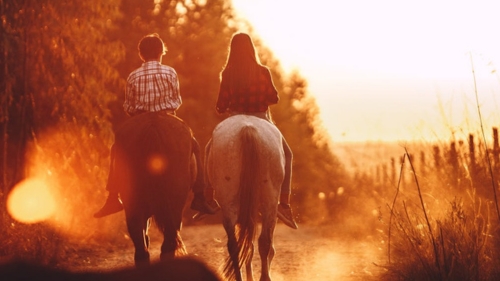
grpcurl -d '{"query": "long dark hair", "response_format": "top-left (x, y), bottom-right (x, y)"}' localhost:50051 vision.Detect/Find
top-left (221, 33), bottom-right (263, 91)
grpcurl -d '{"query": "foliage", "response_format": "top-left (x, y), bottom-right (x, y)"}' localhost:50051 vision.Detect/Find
top-left (0, 0), bottom-right (125, 263)
top-left (0, 0), bottom-right (351, 265)
top-left (360, 137), bottom-right (500, 281)
top-left (272, 70), bottom-right (349, 223)
top-left (111, 0), bottom-right (349, 224)
top-left (0, 0), bottom-right (124, 192)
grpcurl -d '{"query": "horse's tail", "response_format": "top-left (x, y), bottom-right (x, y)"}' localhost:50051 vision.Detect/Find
top-left (141, 124), bottom-right (187, 257)
top-left (140, 129), bottom-right (172, 226)
top-left (224, 125), bottom-right (260, 279)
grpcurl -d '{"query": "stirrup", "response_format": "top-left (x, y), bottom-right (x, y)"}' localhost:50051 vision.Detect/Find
top-left (93, 198), bottom-right (123, 218)
top-left (192, 212), bottom-right (208, 221)
top-left (190, 197), bottom-right (220, 214)
top-left (277, 204), bottom-right (298, 229)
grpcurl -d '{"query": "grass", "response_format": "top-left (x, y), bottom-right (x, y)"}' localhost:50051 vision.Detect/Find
top-left (1, 55), bottom-right (499, 278)
top-left (381, 147), bottom-right (498, 279)
top-left (382, 193), bottom-right (498, 280)
top-left (0, 125), bottom-right (128, 267)
top-left (334, 114), bottom-right (500, 280)
top-left (375, 54), bottom-right (500, 280)
top-left (377, 133), bottom-right (500, 280)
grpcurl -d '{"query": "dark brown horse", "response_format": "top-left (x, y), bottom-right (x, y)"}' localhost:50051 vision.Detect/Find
top-left (112, 112), bottom-right (202, 266)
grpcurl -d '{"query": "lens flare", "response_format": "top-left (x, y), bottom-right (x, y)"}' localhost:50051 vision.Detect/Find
top-left (337, 187), bottom-right (344, 195)
top-left (7, 178), bottom-right (56, 224)
top-left (318, 192), bottom-right (326, 200)
top-left (148, 154), bottom-right (167, 174)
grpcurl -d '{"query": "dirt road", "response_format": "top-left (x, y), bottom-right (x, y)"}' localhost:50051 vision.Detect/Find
top-left (68, 223), bottom-right (384, 281)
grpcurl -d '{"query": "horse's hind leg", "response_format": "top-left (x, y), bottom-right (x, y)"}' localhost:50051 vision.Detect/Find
top-left (125, 213), bottom-right (150, 267)
top-left (258, 220), bottom-right (276, 281)
top-left (245, 242), bottom-right (255, 281)
top-left (144, 218), bottom-right (151, 249)
top-left (160, 232), bottom-right (176, 260)
top-left (160, 219), bottom-right (186, 260)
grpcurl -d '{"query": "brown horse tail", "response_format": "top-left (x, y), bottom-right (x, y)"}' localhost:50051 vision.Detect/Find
top-left (140, 123), bottom-right (187, 257)
top-left (225, 125), bottom-right (260, 279)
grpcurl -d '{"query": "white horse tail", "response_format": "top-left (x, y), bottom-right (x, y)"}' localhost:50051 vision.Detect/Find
top-left (225, 124), bottom-right (260, 279)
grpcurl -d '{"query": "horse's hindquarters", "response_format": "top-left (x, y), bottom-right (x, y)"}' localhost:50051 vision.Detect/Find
top-left (207, 115), bottom-right (285, 280)
top-left (113, 113), bottom-right (195, 263)
top-left (117, 114), bottom-right (193, 210)
top-left (209, 115), bottom-right (284, 211)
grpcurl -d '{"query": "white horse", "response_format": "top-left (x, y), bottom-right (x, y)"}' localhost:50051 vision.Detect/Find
top-left (206, 115), bottom-right (285, 281)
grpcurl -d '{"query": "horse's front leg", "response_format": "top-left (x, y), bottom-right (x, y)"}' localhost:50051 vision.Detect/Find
top-left (125, 211), bottom-right (150, 267)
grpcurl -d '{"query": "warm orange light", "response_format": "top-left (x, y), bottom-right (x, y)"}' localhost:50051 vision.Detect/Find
top-left (7, 178), bottom-right (56, 224)
top-left (148, 154), bottom-right (167, 174)
top-left (318, 192), bottom-right (326, 200)
top-left (233, 0), bottom-right (500, 142)
top-left (337, 187), bottom-right (344, 196)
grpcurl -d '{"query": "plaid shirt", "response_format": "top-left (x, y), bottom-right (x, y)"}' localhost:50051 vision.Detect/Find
top-left (216, 67), bottom-right (278, 114)
top-left (123, 61), bottom-right (181, 115)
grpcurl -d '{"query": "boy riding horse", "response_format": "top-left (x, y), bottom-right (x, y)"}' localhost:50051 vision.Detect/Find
top-left (94, 33), bottom-right (219, 218)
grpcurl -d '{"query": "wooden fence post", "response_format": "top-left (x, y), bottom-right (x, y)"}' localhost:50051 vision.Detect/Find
top-left (469, 134), bottom-right (477, 183)
top-left (420, 150), bottom-right (426, 178)
top-left (449, 141), bottom-right (459, 187)
top-left (391, 157), bottom-right (396, 186)
top-left (493, 127), bottom-right (499, 173)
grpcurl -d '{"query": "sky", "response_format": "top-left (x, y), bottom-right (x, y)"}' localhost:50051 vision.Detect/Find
top-left (231, 0), bottom-right (500, 142)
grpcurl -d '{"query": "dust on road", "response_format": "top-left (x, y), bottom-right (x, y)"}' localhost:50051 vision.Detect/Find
top-left (70, 223), bottom-right (384, 281)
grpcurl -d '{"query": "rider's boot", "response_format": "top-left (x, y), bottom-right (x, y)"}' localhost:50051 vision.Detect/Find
top-left (191, 187), bottom-right (220, 220)
top-left (94, 191), bottom-right (123, 218)
top-left (277, 193), bottom-right (298, 229)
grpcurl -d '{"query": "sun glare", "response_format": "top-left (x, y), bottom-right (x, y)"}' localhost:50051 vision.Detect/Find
top-left (7, 178), bottom-right (56, 224)
top-left (232, 0), bottom-right (500, 142)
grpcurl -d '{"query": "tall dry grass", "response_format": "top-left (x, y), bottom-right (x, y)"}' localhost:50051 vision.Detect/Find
top-left (377, 54), bottom-right (500, 280)
top-left (0, 123), bottom-right (129, 266)
top-left (380, 149), bottom-right (500, 280)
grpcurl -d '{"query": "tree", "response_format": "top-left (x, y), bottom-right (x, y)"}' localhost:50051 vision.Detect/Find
top-left (1, 0), bottom-right (350, 232)
top-left (110, 0), bottom-right (236, 147)
top-left (111, 0), bottom-right (349, 223)
top-left (271, 70), bottom-right (349, 222)
top-left (0, 0), bottom-right (124, 233)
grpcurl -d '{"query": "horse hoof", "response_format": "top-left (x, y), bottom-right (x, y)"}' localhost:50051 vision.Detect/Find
top-left (134, 251), bottom-right (150, 268)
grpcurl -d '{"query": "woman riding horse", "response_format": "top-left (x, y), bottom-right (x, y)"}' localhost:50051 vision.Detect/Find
top-left (208, 32), bottom-right (298, 229)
